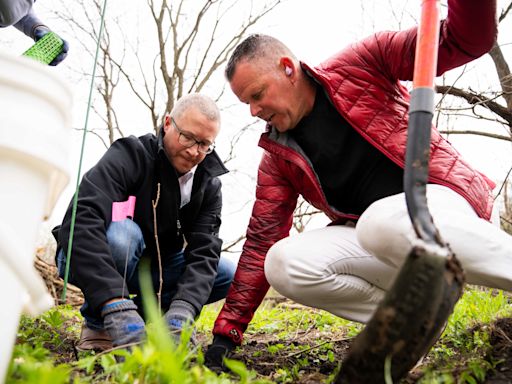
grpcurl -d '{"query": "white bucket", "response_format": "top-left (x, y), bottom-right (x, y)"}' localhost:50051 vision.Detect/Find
top-left (0, 52), bottom-right (72, 381)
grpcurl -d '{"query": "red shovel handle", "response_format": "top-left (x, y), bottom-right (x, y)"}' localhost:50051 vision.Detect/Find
top-left (413, 0), bottom-right (441, 89)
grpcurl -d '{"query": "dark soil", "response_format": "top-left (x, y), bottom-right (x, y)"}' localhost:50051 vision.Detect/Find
top-left (223, 332), bottom-right (426, 383)
top-left (229, 328), bottom-right (351, 382)
top-left (484, 318), bottom-right (512, 383)
top-left (211, 317), bottom-right (512, 383)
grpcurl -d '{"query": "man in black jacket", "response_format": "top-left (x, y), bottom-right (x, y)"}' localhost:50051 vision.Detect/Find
top-left (53, 93), bottom-right (235, 351)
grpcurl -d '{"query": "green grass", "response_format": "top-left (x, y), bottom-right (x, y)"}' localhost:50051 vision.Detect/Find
top-left (419, 287), bottom-right (512, 383)
top-left (247, 300), bottom-right (362, 338)
top-left (6, 286), bottom-right (511, 383)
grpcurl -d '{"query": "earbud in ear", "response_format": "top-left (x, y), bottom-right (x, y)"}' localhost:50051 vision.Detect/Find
top-left (285, 66), bottom-right (292, 76)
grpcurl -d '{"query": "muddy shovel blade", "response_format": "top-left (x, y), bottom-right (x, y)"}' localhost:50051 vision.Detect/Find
top-left (335, 0), bottom-right (466, 382)
top-left (335, 243), bottom-right (463, 384)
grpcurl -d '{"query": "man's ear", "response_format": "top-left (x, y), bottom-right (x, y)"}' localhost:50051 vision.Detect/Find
top-left (163, 114), bottom-right (171, 132)
top-left (279, 57), bottom-right (295, 78)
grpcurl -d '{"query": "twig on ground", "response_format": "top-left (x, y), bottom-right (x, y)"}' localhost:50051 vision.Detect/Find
top-left (496, 326), bottom-right (512, 344)
top-left (286, 336), bottom-right (352, 358)
top-left (292, 312), bottom-right (307, 340)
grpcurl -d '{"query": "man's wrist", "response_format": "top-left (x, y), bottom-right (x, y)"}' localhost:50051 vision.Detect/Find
top-left (104, 297), bottom-right (128, 306)
top-left (167, 300), bottom-right (196, 321)
top-left (13, 8), bottom-right (46, 39)
top-left (213, 334), bottom-right (237, 350)
top-left (31, 24), bottom-right (49, 39)
top-left (101, 299), bottom-right (137, 317)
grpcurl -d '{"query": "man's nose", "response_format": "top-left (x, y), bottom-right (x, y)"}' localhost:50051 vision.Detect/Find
top-left (185, 143), bottom-right (200, 156)
top-left (250, 103), bottom-right (261, 117)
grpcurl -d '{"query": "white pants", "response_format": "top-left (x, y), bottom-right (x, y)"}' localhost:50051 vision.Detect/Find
top-left (264, 185), bottom-right (512, 323)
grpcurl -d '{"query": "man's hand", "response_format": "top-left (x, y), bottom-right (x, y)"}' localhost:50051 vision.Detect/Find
top-left (33, 26), bottom-right (69, 66)
top-left (204, 335), bottom-right (237, 373)
top-left (101, 299), bottom-right (145, 348)
top-left (164, 300), bottom-right (197, 346)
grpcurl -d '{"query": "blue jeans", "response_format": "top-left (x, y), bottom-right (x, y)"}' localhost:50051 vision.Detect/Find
top-left (57, 219), bottom-right (236, 330)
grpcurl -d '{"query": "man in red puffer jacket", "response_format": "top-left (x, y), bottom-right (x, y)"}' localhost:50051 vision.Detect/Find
top-left (205, 0), bottom-right (512, 371)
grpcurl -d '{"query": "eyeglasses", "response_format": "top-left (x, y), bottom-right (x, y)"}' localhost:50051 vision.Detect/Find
top-left (171, 117), bottom-right (215, 154)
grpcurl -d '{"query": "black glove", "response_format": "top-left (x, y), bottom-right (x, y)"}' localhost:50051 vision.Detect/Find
top-left (204, 335), bottom-right (237, 372)
top-left (101, 299), bottom-right (146, 348)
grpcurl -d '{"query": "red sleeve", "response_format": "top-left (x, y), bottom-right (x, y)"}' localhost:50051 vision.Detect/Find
top-left (213, 151), bottom-right (298, 344)
top-left (338, 0), bottom-right (497, 83)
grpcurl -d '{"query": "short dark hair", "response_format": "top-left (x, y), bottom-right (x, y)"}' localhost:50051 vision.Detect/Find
top-left (225, 34), bottom-right (294, 80)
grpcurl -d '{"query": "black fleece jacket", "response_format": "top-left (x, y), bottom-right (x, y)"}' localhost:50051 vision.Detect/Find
top-left (54, 132), bottom-right (228, 316)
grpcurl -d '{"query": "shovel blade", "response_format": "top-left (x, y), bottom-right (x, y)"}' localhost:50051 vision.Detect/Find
top-left (335, 243), bottom-right (464, 384)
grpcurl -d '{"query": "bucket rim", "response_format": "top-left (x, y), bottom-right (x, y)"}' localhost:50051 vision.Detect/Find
top-left (0, 51), bottom-right (73, 124)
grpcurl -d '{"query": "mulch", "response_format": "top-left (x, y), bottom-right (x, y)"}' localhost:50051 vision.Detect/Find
top-left (34, 248), bottom-right (84, 308)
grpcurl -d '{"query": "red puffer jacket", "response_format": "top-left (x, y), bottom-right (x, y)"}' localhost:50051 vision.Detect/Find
top-left (214, 0), bottom-right (497, 345)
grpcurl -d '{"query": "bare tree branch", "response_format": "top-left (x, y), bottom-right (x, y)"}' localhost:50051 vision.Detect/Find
top-left (193, 1), bottom-right (283, 92)
top-left (488, 43), bottom-right (512, 111)
top-left (494, 164), bottom-right (512, 200)
top-left (436, 84), bottom-right (512, 126)
top-left (499, 1), bottom-right (512, 22)
top-left (292, 198), bottom-right (324, 233)
top-left (72, 126), bottom-right (109, 149)
top-left (222, 120), bottom-right (260, 165)
top-left (439, 129), bottom-right (512, 142)
top-left (222, 234), bottom-right (247, 253)
top-left (53, 0), bottom-right (126, 145)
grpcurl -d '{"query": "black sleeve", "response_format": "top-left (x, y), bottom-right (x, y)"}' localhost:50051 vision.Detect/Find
top-left (57, 137), bottom-right (147, 313)
top-left (174, 176), bottom-right (223, 315)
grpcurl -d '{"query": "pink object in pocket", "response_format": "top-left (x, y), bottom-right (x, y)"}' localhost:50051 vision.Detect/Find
top-left (112, 196), bottom-right (136, 222)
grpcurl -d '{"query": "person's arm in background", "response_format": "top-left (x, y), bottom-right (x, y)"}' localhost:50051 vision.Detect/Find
top-left (12, 2), bottom-right (44, 39)
top-left (0, 0), bottom-right (32, 27)
top-left (348, 0), bottom-right (497, 83)
top-left (0, 0), bottom-right (69, 65)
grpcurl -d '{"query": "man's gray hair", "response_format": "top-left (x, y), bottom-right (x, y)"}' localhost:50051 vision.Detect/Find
top-left (225, 34), bottom-right (296, 81)
top-left (171, 93), bottom-right (220, 123)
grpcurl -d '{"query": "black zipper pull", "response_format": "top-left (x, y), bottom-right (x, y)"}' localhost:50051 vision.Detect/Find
top-left (177, 219), bottom-right (181, 236)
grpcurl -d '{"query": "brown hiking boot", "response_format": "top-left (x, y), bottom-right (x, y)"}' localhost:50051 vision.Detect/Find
top-left (75, 322), bottom-right (113, 352)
